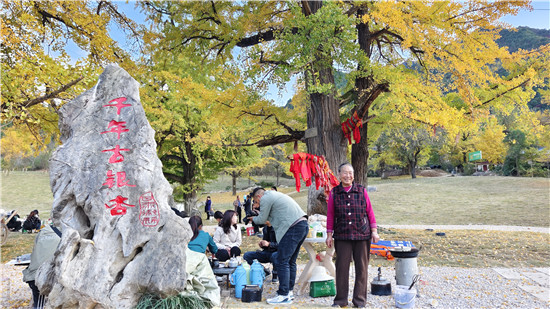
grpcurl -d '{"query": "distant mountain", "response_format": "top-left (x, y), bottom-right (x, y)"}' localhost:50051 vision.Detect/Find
top-left (497, 26), bottom-right (550, 52)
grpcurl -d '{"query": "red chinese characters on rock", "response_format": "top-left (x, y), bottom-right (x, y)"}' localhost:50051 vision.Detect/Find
top-left (103, 97), bottom-right (131, 115)
top-left (101, 97), bottom-right (136, 217)
top-left (102, 171), bottom-right (136, 188)
top-left (105, 195), bottom-right (135, 216)
top-left (139, 192), bottom-right (160, 227)
top-left (101, 120), bottom-right (129, 139)
top-left (102, 145), bottom-right (130, 164)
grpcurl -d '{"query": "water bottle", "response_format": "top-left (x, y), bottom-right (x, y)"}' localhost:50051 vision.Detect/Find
top-left (242, 260), bottom-right (251, 284)
top-left (230, 264), bottom-right (247, 298)
top-left (250, 259), bottom-right (266, 288)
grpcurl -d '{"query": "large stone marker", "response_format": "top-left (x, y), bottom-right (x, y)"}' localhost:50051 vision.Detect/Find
top-left (36, 64), bottom-right (192, 308)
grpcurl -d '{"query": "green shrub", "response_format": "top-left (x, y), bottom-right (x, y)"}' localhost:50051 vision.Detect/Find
top-left (257, 180), bottom-right (274, 188)
top-left (462, 163), bottom-right (477, 175)
top-left (135, 293), bottom-right (212, 309)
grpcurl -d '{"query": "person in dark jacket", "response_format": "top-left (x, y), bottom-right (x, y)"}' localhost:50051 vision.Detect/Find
top-left (243, 221), bottom-right (279, 282)
top-left (204, 196), bottom-right (212, 220)
top-left (22, 210), bottom-right (41, 232)
top-left (243, 192), bottom-right (262, 235)
top-left (6, 210), bottom-right (22, 231)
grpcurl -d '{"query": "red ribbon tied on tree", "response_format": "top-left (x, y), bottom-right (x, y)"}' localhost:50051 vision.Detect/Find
top-left (289, 153), bottom-right (339, 196)
top-left (342, 111), bottom-right (363, 145)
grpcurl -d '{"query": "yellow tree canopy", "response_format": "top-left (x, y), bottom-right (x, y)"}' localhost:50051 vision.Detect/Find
top-left (1, 0), bottom-right (138, 149)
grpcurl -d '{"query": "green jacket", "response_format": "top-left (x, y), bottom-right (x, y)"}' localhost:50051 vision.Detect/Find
top-left (252, 191), bottom-right (306, 243)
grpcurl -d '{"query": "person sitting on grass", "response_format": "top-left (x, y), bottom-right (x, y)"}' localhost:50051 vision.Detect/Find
top-left (6, 210), bottom-right (22, 232)
top-left (243, 220), bottom-right (279, 282)
top-left (22, 210), bottom-right (41, 232)
top-left (214, 211), bottom-right (224, 225)
top-left (213, 210), bottom-right (242, 262)
top-left (187, 216), bottom-right (218, 256)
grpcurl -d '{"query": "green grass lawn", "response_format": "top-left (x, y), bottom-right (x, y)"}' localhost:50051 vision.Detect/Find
top-left (1, 171), bottom-right (53, 219)
top-left (368, 176), bottom-right (550, 227)
top-left (1, 171), bottom-right (549, 266)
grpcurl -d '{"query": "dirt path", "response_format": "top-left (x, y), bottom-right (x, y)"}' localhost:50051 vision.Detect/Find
top-left (383, 224), bottom-right (549, 233)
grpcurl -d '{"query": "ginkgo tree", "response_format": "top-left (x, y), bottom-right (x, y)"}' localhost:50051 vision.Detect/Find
top-left (141, 0), bottom-right (546, 213)
top-left (1, 0), bottom-right (139, 153)
top-left (136, 30), bottom-right (304, 209)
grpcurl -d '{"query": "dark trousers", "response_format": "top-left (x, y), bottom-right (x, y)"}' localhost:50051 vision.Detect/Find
top-left (27, 280), bottom-right (40, 309)
top-left (243, 250), bottom-right (278, 274)
top-left (215, 246), bottom-right (241, 262)
top-left (333, 239), bottom-right (371, 307)
top-left (237, 207), bottom-right (242, 223)
top-left (275, 220), bottom-right (308, 296)
top-left (23, 220), bottom-right (41, 231)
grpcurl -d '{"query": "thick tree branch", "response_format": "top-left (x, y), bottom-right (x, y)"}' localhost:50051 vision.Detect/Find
top-left (444, 3), bottom-right (499, 23)
top-left (163, 171), bottom-right (185, 184)
top-left (301, 1), bottom-right (312, 16)
top-left (236, 29), bottom-right (277, 47)
top-left (239, 110), bottom-right (299, 135)
top-left (464, 79), bottom-right (531, 114)
top-left (102, 1), bottom-right (142, 38)
top-left (161, 154), bottom-right (185, 164)
top-left (142, 1), bottom-right (173, 16)
top-left (236, 27), bottom-right (300, 48)
top-left (235, 131), bottom-right (305, 148)
top-left (34, 2), bottom-right (92, 38)
top-left (356, 82), bottom-right (390, 119)
top-left (20, 76), bottom-right (84, 109)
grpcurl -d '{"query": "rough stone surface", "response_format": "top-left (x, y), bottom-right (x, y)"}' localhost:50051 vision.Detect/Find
top-left (35, 64), bottom-right (192, 308)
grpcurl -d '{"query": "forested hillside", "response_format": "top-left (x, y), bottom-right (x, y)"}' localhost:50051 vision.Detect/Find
top-left (497, 27), bottom-right (549, 111)
top-left (497, 26), bottom-right (550, 53)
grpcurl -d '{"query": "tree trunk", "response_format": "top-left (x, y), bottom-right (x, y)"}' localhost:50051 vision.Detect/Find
top-left (351, 121), bottom-right (369, 186)
top-left (231, 171), bottom-right (237, 195)
top-left (351, 8), bottom-right (390, 187)
top-left (182, 141), bottom-right (198, 214)
top-left (410, 161), bottom-right (417, 179)
top-left (303, 1), bottom-right (347, 216)
top-left (380, 161), bottom-right (388, 179)
top-left (305, 90), bottom-right (347, 215)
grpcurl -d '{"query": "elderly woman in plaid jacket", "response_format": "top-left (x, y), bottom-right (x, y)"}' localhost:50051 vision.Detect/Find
top-left (326, 163), bottom-right (380, 308)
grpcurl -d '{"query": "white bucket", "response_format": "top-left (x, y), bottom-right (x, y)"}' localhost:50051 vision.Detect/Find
top-left (394, 285), bottom-right (416, 308)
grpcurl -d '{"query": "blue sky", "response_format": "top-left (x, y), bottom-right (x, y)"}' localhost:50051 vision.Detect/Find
top-left (501, 0), bottom-right (549, 29)
top-left (108, 1), bottom-right (549, 105)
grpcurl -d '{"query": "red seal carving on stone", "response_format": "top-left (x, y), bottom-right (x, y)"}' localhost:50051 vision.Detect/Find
top-left (139, 192), bottom-right (160, 227)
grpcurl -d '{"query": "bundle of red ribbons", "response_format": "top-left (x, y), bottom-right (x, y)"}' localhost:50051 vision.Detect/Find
top-left (342, 111), bottom-right (363, 145)
top-left (289, 153), bottom-right (340, 196)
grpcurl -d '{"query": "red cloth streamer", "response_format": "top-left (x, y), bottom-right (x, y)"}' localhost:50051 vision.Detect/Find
top-left (289, 152), bottom-right (339, 196)
top-left (341, 111), bottom-right (363, 145)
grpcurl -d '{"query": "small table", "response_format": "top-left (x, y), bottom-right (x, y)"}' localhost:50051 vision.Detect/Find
top-left (296, 236), bottom-right (336, 295)
top-left (212, 266), bottom-right (236, 289)
top-left (6, 253), bottom-right (31, 266)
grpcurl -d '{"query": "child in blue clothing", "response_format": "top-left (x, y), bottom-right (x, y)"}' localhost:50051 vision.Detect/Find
top-left (188, 216), bottom-right (218, 256)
